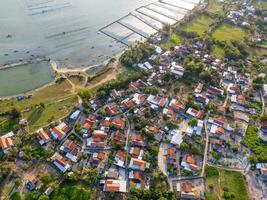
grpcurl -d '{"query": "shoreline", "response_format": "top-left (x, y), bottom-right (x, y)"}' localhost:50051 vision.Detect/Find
top-left (0, 58), bottom-right (47, 71)
top-left (0, 1), bottom-right (203, 99)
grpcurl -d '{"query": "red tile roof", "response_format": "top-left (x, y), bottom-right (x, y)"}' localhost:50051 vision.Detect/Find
top-left (0, 137), bottom-right (13, 150)
top-left (186, 156), bottom-right (196, 165)
top-left (37, 129), bottom-right (50, 141)
top-left (182, 182), bottom-right (193, 193)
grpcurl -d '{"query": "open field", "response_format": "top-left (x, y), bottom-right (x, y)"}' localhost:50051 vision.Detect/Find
top-left (252, 0), bottom-right (267, 10)
top-left (183, 15), bottom-right (214, 36)
top-left (205, 166), bottom-right (249, 200)
top-left (212, 23), bottom-right (248, 42)
top-left (249, 47), bottom-right (267, 57)
top-left (0, 79), bottom-right (73, 114)
top-left (211, 45), bottom-right (225, 58)
top-left (207, 0), bottom-right (224, 15)
top-left (159, 33), bottom-right (182, 50)
top-left (25, 96), bottom-right (77, 132)
top-left (0, 118), bottom-right (18, 134)
top-left (69, 76), bottom-right (86, 88)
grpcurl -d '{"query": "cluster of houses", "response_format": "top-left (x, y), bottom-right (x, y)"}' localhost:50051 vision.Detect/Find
top-left (227, 4), bottom-right (255, 27)
top-left (1, 18), bottom-right (266, 198)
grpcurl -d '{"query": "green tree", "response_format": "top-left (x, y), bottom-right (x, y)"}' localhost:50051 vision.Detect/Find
top-left (188, 118), bottom-right (197, 126)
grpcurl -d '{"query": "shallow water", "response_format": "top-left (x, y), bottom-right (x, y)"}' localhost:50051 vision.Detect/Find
top-left (0, 62), bottom-right (54, 97)
top-left (0, 0), bottom-right (158, 69)
top-left (0, 0), bottom-right (198, 69)
top-left (0, 0), bottom-right (199, 96)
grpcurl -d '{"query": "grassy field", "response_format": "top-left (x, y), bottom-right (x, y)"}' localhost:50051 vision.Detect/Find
top-left (211, 45), bottom-right (225, 58)
top-left (0, 118), bottom-right (19, 134)
top-left (159, 33), bottom-right (182, 50)
top-left (252, 0), bottom-right (267, 10)
top-left (0, 79), bottom-right (73, 114)
top-left (220, 170), bottom-right (249, 200)
top-left (0, 79), bottom-right (76, 133)
top-left (69, 76), bottom-right (85, 88)
top-left (249, 47), bottom-right (267, 57)
top-left (183, 15), bottom-right (214, 36)
top-left (205, 166), bottom-right (249, 200)
top-left (25, 96), bottom-right (77, 132)
top-left (207, 0), bottom-right (224, 15)
top-left (212, 23), bottom-right (248, 42)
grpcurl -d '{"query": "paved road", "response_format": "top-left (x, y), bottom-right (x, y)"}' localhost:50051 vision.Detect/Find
top-left (158, 143), bottom-right (167, 176)
top-left (201, 113), bottom-right (209, 177)
top-left (260, 91), bottom-right (265, 117)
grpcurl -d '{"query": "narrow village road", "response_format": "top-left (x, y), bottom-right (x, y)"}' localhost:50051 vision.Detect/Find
top-left (201, 114), bottom-right (209, 177)
top-left (260, 91), bottom-right (265, 116)
top-left (158, 143), bottom-right (167, 176)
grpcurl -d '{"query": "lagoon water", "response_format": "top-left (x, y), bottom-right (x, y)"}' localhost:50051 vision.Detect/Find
top-left (0, 0), bottom-right (199, 96)
top-left (0, 0), bottom-right (159, 68)
top-left (0, 62), bottom-right (54, 97)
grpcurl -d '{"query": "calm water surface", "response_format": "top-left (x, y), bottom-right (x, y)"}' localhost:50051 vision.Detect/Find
top-left (0, 0), bottom-right (199, 96)
top-left (0, 62), bottom-right (54, 97)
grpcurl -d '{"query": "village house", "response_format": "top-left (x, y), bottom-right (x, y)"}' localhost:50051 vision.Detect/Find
top-left (36, 128), bottom-right (50, 146)
top-left (186, 108), bottom-right (203, 119)
top-left (82, 114), bottom-right (97, 134)
top-left (113, 130), bottom-right (125, 146)
top-left (237, 76), bottom-right (249, 85)
top-left (227, 83), bottom-right (239, 94)
top-left (166, 147), bottom-right (176, 164)
top-left (170, 129), bottom-right (184, 147)
top-left (256, 163), bottom-right (267, 180)
top-left (181, 155), bottom-right (200, 175)
top-left (195, 94), bottom-right (209, 105)
top-left (103, 179), bottom-right (127, 193)
top-left (211, 139), bottom-right (224, 154)
top-left (130, 146), bottom-right (143, 159)
top-left (207, 86), bottom-right (224, 98)
top-left (261, 120), bottom-right (267, 137)
top-left (87, 130), bottom-right (108, 148)
top-left (26, 176), bottom-right (38, 191)
top-left (51, 153), bottom-right (71, 173)
top-left (177, 181), bottom-right (201, 200)
top-left (105, 167), bottom-right (119, 179)
top-left (231, 94), bottom-right (247, 106)
top-left (170, 62), bottom-right (184, 77)
top-left (129, 79), bottom-right (148, 92)
top-left (185, 120), bottom-right (204, 137)
top-left (110, 89), bottom-right (121, 99)
top-left (132, 134), bottom-right (146, 146)
top-left (69, 110), bottom-right (80, 121)
top-left (263, 84), bottom-right (267, 98)
top-left (129, 158), bottom-right (149, 172)
top-left (106, 103), bottom-right (119, 115)
top-left (121, 98), bottom-right (135, 111)
top-left (60, 139), bottom-right (81, 162)
top-left (132, 93), bottom-right (146, 105)
top-left (169, 98), bottom-right (186, 114)
top-left (0, 136), bottom-right (14, 153)
top-left (147, 72), bottom-right (164, 86)
top-left (112, 117), bottom-right (126, 130)
top-left (114, 150), bottom-right (126, 168)
top-left (101, 117), bottom-right (111, 131)
top-left (163, 108), bottom-right (178, 123)
top-left (194, 83), bottom-right (203, 93)
top-left (51, 122), bottom-right (71, 141)
top-left (129, 170), bottom-right (146, 189)
top-left (146, 94), bottom-right (168, 109)
top-left (91, 151), bottom-right (106, 171)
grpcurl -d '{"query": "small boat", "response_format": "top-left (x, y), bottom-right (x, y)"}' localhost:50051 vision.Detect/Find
top-left (6, 34), bottom-right (12, 38)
